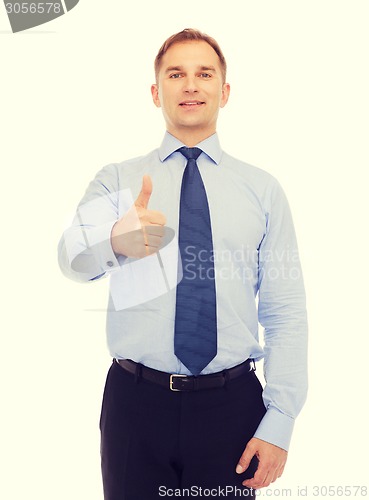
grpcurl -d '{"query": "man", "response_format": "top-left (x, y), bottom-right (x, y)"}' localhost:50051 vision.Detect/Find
top-left (58, 28), bottom-right (308, 499)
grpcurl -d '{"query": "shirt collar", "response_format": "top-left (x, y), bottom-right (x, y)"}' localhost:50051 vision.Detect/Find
top-left (159, 131), bottom-right (222, 165)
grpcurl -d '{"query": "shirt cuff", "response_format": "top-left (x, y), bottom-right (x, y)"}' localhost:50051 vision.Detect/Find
top-left (65, 219), bottom-right (120, 278)
top-left (253, 406), bottom-right (295, 451)
top-left (86, 220), bottom-right (121, 273)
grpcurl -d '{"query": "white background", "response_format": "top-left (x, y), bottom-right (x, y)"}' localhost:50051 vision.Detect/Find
top-left (1, 1), bottom-right (368, 498)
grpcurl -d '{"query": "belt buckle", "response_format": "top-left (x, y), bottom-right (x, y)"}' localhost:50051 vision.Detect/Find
top-left (170, 374), bottom-right (187, 391)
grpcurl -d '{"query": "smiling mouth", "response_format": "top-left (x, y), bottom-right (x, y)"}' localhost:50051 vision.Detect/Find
top-left (179, 101), bottom-right (205, 107)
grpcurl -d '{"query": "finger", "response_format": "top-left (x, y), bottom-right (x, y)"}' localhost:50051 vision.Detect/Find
top-left (135, 175), bottom-right (153, 209)
top-left (140, 210), bottom-right (166, 226)
top-left (260, 470), bottom-right (274, 488)
top-left (144, 225), bottom-right (166, 238)
top-left (236, 443), bottom-right (255, 474)
top-left (244, 460), bottom-right (283, 489)
top-left (242, 463), bottom-right (268, 489)
top-left (142, 226), bottom-right (149, 254)
top-left (144, 242), bottom-right (164, 256)
top-left (142, 227), bottom-right (164, 254)
top-left (145, 235), bottom-right (164, 250)
top-left (270, 468), bottom-right (280, 484)
top-left (141, 226), bottom-right (165, 253)
top-left (278, 463), bottom-right (286, 478)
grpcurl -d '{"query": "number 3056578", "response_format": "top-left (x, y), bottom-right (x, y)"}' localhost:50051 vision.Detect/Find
top-left (5, 3), bottom-right (62, 14)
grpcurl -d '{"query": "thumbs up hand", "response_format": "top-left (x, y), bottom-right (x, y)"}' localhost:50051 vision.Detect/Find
top-left (111, 175), bottom-right (167, 258)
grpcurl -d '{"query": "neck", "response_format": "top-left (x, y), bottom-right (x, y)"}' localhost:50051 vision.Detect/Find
top-left (167, 127), bottom-right (216, 147)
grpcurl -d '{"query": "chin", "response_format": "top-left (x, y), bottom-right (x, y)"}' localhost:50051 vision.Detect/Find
top-left (178, 118), bottom-right (206, 128)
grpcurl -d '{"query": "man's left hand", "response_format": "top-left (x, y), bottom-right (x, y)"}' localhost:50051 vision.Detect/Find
top-left (236, 437), bottom-right (288, 489)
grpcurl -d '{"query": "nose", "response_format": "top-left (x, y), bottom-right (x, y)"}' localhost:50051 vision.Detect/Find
top-left (182, 76), bottom-right (199, 93)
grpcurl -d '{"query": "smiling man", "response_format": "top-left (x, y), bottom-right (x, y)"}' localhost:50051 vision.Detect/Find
top-left (58, 29), bottom-right (308, 500)
top-left (151, 40), bottom-right (229, 146)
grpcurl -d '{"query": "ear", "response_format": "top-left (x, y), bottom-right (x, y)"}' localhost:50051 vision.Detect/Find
top-left (220, 83), bottom-right (231, 108)
top-left (151, 84), bottom-right (161, 108)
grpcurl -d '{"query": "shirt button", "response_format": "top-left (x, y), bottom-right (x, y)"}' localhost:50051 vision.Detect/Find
top-left (106, 261), bottom-right (114, 268)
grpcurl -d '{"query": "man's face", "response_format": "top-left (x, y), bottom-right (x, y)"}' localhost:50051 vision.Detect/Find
top-left (151, 41), bottom-right (230, 142)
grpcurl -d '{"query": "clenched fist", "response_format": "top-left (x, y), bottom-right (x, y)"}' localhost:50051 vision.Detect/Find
top-left (111, 175), bottom-right (167, 258)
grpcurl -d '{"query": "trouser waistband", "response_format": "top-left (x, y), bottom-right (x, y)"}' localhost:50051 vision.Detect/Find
top-left (115, 358), bottom-right (255, 392)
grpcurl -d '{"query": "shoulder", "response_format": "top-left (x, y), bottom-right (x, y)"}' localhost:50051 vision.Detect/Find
top-left (117, 148), bottom-right (159, 169)
top-left (92, 148), bottom-right (160, 182)
top-left (101, 148), bottom-right (159, 174)
top-left (220, 151), bottom-right (283, 199)
top-left (79, 149), bottom-right (159, 202)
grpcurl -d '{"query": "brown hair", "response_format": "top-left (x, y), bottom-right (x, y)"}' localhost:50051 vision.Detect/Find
top-left (154, 28), bottom-right (227, 83)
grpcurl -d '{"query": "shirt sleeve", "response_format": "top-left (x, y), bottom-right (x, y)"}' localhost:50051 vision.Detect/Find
top-left (58, 163), bottom-right (129, 283)
top-left (253, 178), bottom-right (308, 451)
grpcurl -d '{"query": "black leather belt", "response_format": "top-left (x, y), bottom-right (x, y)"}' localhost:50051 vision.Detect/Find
top-left (115, 358), bottom-right (255, 392)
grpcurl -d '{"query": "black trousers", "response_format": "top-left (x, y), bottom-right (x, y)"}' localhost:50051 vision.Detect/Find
top-left (100, 360), bottom-right (266, 500)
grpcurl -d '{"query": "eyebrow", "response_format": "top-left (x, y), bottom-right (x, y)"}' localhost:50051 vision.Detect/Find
top-left (164, 65), bottom-right (217, 74)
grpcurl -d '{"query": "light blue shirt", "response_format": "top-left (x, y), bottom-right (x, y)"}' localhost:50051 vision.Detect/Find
top-left (58, 132), bottom-right (308, 450)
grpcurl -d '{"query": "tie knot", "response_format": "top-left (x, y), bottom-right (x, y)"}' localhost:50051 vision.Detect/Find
top-left (178, 147), bottom-right (202, 161)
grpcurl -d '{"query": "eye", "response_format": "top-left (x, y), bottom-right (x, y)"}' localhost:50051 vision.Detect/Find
top-left (199, 73), bottom-right (212, 78)
top-left (169, 73), bottom-right (183, 79)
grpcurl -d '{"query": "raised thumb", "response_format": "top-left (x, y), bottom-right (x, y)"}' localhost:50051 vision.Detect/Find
top-left (135, 175), bottom-right (152, 209)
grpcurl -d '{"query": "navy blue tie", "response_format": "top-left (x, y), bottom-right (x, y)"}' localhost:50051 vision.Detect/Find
top-left (174, 147), bottom-right (217, 375)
